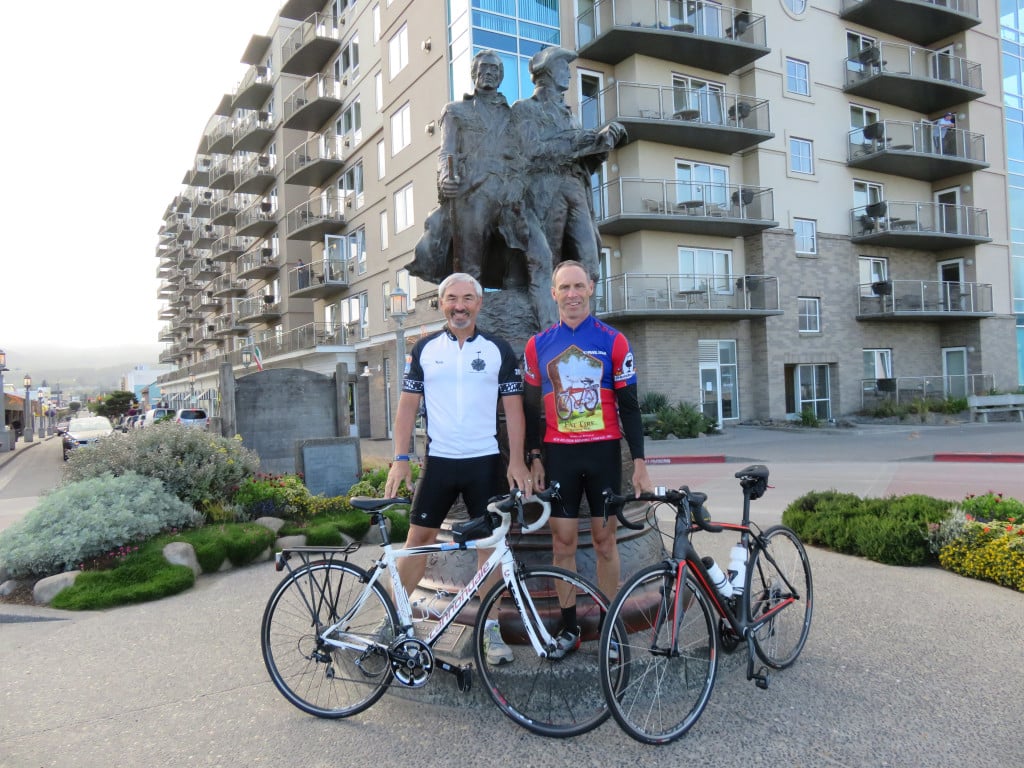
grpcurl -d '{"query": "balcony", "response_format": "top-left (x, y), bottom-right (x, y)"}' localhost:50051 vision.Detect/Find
top-left (192, 257), bottom-right (221, 282)
top-left (281, 12), bottom-right (341, 76)
top-left (287, 257), bottom-right (350, 298)
top-left (193, 224), bottom-right (224, 249)
top-left (234, 153), bottom-right (277, 194)
top-left (192, 190), bottom-right (215, 218)
top-left (280, 0), bottom-right (324, 21)
top-left (595, 178), bottom-right (777, 237)
top-left (843, 43), bottom-right (983, 113)
top-left (237, 294), bottom-right (283, 324)
top-left (282, 75), bottom-right (343, 132)
top-left (237, 247), bottom-right (279, 280)
top-left (285, 134), bottom-right (345, 187)
top-left (851, 200), bottom-right (990, 249)
top-left (232, 64), bottom-right (273, 111)
top-left (181, 157), bottom-right (212, 187)
top-left (193, 290), bottom-right (223, 315)
top-left (857, 278), bottom-right (993, 320)
top-left (861, 373), bottom-right (993, 409)
top-left (209, 157), bottom-right (235, 191)
top-left (594, 272), bottom-right (781, 321)
top-left (179, 279), bottom-right (202, 297)
top-left (286, 194), bottom-right (346, 240)
top-left (210, 273), bottom-right (248, 298)
top-left (177, 248), bottom-right (199, 269)
top-left (846, 120), bottom-right (987, 181)
top-left (212, 311), bottom-right (249, 337)
top-left (840, 0), bottom-right (981, 47)
top-left (251, 321), bottom-right (355, 361)
top-left (210, 195), bottom-right (244, 226)
top-left (158, 305), bottom-right (176, 321)
top-left (158, 282), bottom-right (176, 299)
top-left (206, 117), bottom-right (235, 155)
top-left (588, 82), bottom-right (772, 154)
top-left (159, 348), bottom-right (176, 365)
top-left (211, 234), bottom-right (253, 262)
top-left (577, 0), bottom-right (769, 75)
top-left (235, 199), bottom-right (277, 238)
top-left (232, 110), bottom-right (276, 153)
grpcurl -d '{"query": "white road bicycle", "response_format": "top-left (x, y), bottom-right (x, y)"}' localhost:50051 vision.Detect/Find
top-left (261, 485), bottom-right (626, 738)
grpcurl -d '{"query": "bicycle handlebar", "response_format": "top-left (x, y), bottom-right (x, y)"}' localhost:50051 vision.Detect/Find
top-left (602, 486), bottom-right (724, 533)
top-left (487, 483), bottom-right (561, 534)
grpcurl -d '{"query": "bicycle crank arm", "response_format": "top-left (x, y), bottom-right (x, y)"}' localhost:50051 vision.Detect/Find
top-left (745, 637), bottom-right (771, 690)
top-left (436, 659), bottom-right (473, 692)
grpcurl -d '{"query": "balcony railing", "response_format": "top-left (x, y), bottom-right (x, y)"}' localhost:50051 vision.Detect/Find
top-left (840, 0), bottom-right (981, 47)
top-left (211, 234), bottom-right (253, 262)
top-left (232, 64), bottom-right (273, 111)
top-left (284, 134), bottom-right (346, 187)
top-left (236, 246), bottom-right (279, 280)
top-left (577, 0), bottom-right (768, 73)
top-left (283, 75), bottom-right (343, 132)
top-left (288, 257), bottom-right (351, 297)
top-left (237, 295), bottom-right (283, 323)
top-left (851, 200), bottom-right (990, 248)
top-left (594, 272), bottom-right (781, 318)
top-left (234, 153), bottom-right (277, 194)
top-left (843, 42), bottom-right (983, 113)
top-left (286, 194), bottom-right (346, 240)
top-left (586, 82), bottom-right (771, 154)
top-left (857, 279), bottom-right (993, 318)
top-left (847, 119), bottom-right (987, 180)
top-left (235, 198), bottom-right (278, 238)
top-left (861, 373), bottom-right (993, 408)
top-left (232, 110), bottom-right (276, 153)
top-left (281, 12), bottom-right (342, 76)
top-left (252, 321), bottom-right (354, 360)
top-left (596, 178), bottom-right (776, 237)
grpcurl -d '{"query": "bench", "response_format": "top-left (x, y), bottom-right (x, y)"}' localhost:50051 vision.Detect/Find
top-left (967, 394), bottom-right (1024, 423)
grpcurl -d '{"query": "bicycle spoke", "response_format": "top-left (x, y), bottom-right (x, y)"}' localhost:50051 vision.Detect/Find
top-left (748, 526), bottom-right (813, 670)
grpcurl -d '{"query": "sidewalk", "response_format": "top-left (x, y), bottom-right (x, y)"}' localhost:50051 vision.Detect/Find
top-left (0, 432), bottom-right (43, 470)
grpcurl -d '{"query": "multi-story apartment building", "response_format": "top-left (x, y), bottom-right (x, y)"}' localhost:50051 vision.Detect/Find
top-left (155, 0), bottom-right (1019, 438)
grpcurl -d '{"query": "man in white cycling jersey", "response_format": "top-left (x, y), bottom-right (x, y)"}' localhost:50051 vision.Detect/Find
top-left (384, 272), bottom-right (531, 664)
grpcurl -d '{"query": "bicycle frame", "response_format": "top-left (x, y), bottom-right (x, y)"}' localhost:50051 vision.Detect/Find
top-left (316, 501), bottom-right (560, 662)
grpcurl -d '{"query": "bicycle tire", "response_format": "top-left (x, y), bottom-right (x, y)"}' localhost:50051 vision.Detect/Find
top-left (599, 563), bottom-right (718, 745)
top-left (555, 393), bottom-right (573, 421)
top-left (261, 560), bottom-right (398, 718)
top-left (747, 525), bottom-right (813, 670)
top-left (474, 566), bottom-right (621, 738)
top-left (582, 387), bottom-right (599, 412)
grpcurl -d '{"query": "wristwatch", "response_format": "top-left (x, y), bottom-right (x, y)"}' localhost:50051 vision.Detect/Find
top-left (526, 451), bottom-right (543, 467)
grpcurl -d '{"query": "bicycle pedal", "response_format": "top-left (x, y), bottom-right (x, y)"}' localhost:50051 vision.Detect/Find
top-left (753, 667), bottom-right (770, 690)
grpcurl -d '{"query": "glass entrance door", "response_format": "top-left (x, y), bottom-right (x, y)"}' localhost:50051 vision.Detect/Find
top-left (700, 365), bottom-right (721, 426)
top-left (943, 347), bottom-right (968, 398)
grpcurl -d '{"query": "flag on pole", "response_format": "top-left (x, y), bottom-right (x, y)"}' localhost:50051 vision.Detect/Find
top-left (253, 346), bottom-right (264, 371)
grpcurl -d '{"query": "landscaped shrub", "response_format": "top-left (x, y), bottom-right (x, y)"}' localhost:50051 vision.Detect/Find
top-left (0, 472), bottom-right (202, 578)
top-left (232, 473), bottom-right (314, 520)
top-left (645, 401), bottom-right (717, 440)
top-left (50, 546), bottom-right (196, 610)
top-left (798, 409), bottom-right (820, 427)
top-left (960, 492), bottom-right (1024, 522)
top-left (166, 523), bottom-right (276, 572)
top-left (639, 391), bottom-right (669, 413)
top-left (348, 463), bottom-right (420, 498)
top-left (932, 507), bottom-right (1024, 592)
top-left (63, 423), bottom-right (260, 512)
top-left (782, 491), bottom-right (954, 566)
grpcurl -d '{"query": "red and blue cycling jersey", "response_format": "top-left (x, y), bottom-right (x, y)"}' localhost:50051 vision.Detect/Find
top-left (523, 314), bottom-right (637, 445)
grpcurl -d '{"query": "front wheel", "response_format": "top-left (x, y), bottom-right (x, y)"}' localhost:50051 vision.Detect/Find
top-left (555, 393), bottom-right (573, 421)
top-left (261, 560), bottom-right (397, 718)
top-left (600, 564), bottom-right (718, 745)
top-left (474, 566), bottom-right (622, 738)
top-left (747, 525), bottom-right (813, 669)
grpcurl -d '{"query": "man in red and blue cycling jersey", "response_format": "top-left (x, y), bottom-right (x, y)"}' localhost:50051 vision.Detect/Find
top-left (524, 259), bottom-right (652, 657)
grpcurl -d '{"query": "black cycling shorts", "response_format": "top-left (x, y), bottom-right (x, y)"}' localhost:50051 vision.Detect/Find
top-left (544, 440), bottom-right (622, 519)
top-left (409, 454), bottom-right (501, 529)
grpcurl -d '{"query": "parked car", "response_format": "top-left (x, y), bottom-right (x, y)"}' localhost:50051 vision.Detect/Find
top-left (175, 408), bottom-right (209, 428)
top-left (119, 414), bottom-right (141, 432)
top-left (138, 408), bottom-right (175, 428)
top-left (62, 416), bottom-right (114, 460)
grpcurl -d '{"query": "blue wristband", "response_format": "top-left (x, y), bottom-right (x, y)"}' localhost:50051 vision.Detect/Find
top-left (394, 455), bottom-right (410, 461)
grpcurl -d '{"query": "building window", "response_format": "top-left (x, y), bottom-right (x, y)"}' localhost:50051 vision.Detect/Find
top-left (389, 23), bottom-right (408, 79)
top-left (339, 98), bottom-right (361, 147)
top-left (382, 281), bottom-right (391, 321)
top-left (791, 364), bottom-right (831, 420)
top-left (338, 34), bottom-right (359, 80)
top-left (372, 3), bottom-right (381, 43)
top-left (790, 137), bottom-right (813, 174)
top-left (342, 291), bottom-right (368, 339)
top-left (784, 0), bottom-right (808, 15)
top-left (397, 268), bottom-right (417, 311)
top-left (342, 227), bottom-right (366, 275)
top-left (395, 183), bottom-right (415, 232)
top-left (678, 247), bottom-right (733, 292)
top-left (391, 102), bottom-right (411, 155)
top-left (785, 57), bottom-right (809, 95)
top-left (380, 210), bottom-right (389, 250)
top-left (858, 255), bottom-right (888, 297)
top-left (797, 297), bottom-right (820, 333)
top-left (793, 218), bottom-right (817, 254)
top-left (377, 139), bottom-right (386, 178)
top-left (375, 71), bottom-right (383, 111)
top-left (339, 161), bottom-right (364, 208)
top-left (864, 348), bottom-right (893, 384)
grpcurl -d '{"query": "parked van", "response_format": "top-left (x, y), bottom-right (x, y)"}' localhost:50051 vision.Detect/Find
top-left (139, 407), bottom-right (175, 428)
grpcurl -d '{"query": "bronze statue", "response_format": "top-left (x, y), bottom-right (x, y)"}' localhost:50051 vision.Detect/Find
top-left (409, 46), bottom-right (626, 334)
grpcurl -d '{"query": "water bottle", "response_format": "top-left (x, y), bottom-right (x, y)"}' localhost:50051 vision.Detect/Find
top-left (728, 544), bottom-right (747, 596)
top-left (701, 556), bottom-right (733, 598)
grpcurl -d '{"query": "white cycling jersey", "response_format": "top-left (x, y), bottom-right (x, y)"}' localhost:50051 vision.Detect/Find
top-left (403, 327), bottom-right (523, 458)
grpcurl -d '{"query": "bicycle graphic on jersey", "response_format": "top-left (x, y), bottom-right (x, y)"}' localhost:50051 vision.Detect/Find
top-left (555, 376), bottom-right (599, 421)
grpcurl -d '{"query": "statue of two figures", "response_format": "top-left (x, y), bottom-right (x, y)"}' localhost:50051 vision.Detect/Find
top-left (407, 46), bottom-right (627, 349)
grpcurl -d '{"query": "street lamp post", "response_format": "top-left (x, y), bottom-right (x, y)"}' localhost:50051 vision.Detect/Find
top-left (23, 374), bottom-right (32, 444)
top-left (0, 349), bottom-right (9, 450)
top-left (189, 372), bottom-right (196, 405)
top-left (38, 392), bottom-right (46, 437)
top-left (389, 284), bottom-right (411, 455)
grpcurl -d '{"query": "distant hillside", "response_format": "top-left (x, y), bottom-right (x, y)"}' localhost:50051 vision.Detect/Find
top-left (2, 344), bottom-right (165, 391)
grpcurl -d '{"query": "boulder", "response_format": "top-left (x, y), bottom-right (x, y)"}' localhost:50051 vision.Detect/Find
top-left (34, 571), bottom-right (80, 604)
top-left (162, 541), bottom-right (201, 578)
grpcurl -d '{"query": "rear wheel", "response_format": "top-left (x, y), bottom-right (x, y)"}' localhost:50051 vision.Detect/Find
top-left (475, 566), bottom-right (622, 738)
top-left (261, 561), bottom-right (397, 718)
top-left (600, 564), bottom-right (717, 745)
top-left (747, 525), bottom-right (813, 669)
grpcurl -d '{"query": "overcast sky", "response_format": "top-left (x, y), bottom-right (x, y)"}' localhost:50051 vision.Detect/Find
top-left (0, 0), bottom-right (285, 359)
